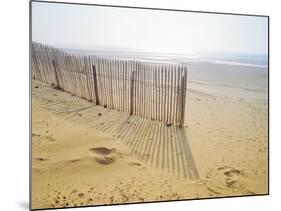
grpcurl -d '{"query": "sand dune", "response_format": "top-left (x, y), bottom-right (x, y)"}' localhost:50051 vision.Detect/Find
top-left (33, 80), bottom-right (199, 179)
top-left (32, 79), bottom-right (268, 209)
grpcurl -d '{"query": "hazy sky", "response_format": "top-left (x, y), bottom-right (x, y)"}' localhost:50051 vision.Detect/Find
top-left (32, 1), bottom-right (268, 55)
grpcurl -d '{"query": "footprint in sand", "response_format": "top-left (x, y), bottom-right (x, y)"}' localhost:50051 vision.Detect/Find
top-left (221, 167), bottom-right (242, 189)
top-left (204, 166), bottom-right (248, 194)
top-left (89, 147), bottom-right (115, 155)
top-left (89, 147), bottom-right (118, 165)
top-left (223, 168), bottom-right (241, 177)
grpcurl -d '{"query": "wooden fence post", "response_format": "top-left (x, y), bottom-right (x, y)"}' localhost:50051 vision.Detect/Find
top-left (52, 59), bottom-right (61, 89)
top-left (129, 70), bottom-right (135, 115)
top-left (92, 65), bottom-right (100, 105)
top-left (179, 67), bottom-right (187, 128)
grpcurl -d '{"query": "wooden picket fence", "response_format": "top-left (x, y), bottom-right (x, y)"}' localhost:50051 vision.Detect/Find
top-left (32, 42), bottom-right (188, 127)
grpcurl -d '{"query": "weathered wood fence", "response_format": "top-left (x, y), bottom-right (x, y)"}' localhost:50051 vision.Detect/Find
top-left (32, 42), bottom-right (188, 127)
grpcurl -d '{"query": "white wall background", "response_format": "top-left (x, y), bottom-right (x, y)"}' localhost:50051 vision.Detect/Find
top-left (0, 0), bottom-right (279, 211)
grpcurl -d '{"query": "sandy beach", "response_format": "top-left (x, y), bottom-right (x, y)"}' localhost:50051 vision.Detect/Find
top-left (32, 59), bottom-right (268, 209)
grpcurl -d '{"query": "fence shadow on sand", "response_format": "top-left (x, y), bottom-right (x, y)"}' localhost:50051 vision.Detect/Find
top-left (35, 83), bottom-right (199, 180)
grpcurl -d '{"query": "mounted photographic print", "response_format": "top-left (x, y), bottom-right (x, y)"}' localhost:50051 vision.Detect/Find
top-left (30, 1), bottom-right (269, 210)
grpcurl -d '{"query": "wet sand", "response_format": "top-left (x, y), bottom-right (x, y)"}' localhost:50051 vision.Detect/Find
top-left (32, 62), bottom-right (268, 209)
